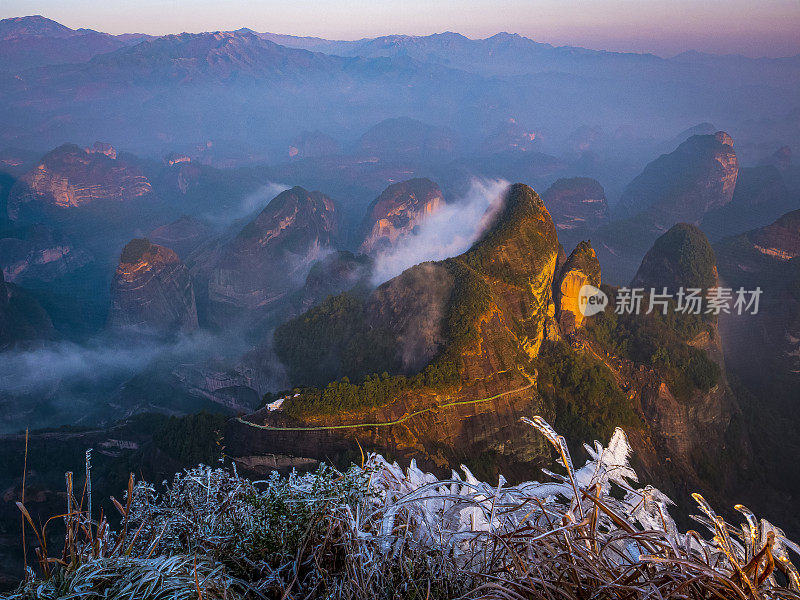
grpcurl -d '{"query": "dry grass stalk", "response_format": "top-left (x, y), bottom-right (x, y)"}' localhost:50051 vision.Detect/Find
top-left (7, 416), bottom-right (800, 600)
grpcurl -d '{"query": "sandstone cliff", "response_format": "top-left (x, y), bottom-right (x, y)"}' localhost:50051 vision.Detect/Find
top-left (712, 211), bottom-right (800, 524)
top-left (618, 131), bottom-right (738, 227)
top-left (201, 186), bottom-right (339, 324)
top-left (701, 165), bottom-right (795, 240)
top-left (359, 178), bottom-right (444, 255)
top-left (554, 240), bottom-right (601, 333)
top-left (0, 224), bottom-right (91, 285)
top-left (573, 223), bottom-right (752, 510)
top-left (7, 143), bottom-right (152, 223)
top-left (108, 238), bottom-right (198, 334)
top-left (596, 132), bottom-right (739, 283)
top-left (236, 183), bottom-right (746, 510)
top-left (277, 183), bottom-right (560, 385)
top-left (265, 184), bottom-right (563, 475)
top-left (715, 209), bottom-right (800, 392)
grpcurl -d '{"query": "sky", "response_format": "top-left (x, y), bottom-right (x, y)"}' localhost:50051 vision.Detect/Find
top-left (2, 0), bottom-right (800, 58)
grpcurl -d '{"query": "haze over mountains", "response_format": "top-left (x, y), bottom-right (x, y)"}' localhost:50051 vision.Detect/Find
top-left (1, 16), bottom-right (799, 165)
top-left (1, 13), bottom-right (800, 586)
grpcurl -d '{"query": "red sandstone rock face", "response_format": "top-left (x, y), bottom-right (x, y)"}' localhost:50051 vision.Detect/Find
top-left (554, 241), bottom-right (601, 332)
top-left (619, 131), bottom-right (739, 229)
top-left (715, 209), bottom-right (800, 384)
top-left (359, 178), bottom-right (444, 255)
top-left (0, 224), bottom-right (91, 285)
top-left (7, 143), bottom-right (152, 221)
top-left (746, 209), bottom-right (800, 261)
top-left (108, 239), bottom-right (198, 334)
top-left (217, 184), bottom-right (750, 515)
top-left (205, 186), bottom-right (339, 319)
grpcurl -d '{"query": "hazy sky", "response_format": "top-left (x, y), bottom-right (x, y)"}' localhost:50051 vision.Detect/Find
top-left (3, 0), bottom-right (799, 58)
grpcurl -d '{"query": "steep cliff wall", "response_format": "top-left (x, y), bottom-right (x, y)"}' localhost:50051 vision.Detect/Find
top-left (108, 239), bottom-right (198, 334)
top-left (201, 186), bottom-right (339, 324)
top-left (359, 178), bottom-right (444, 255)
top-left (7, 143), bottom-right (152, 222)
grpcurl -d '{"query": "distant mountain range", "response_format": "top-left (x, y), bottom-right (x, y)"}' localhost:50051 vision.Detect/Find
top-left (1, 15), bottom-right (798, 164)
top-left (0, 15), bottom-right (151, 71)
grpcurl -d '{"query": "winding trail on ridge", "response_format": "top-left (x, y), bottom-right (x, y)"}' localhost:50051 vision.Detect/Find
top-left (235, 376), bottom-right (536, 433)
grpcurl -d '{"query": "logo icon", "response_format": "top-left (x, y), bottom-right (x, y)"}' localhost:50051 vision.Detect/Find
top-left (578, 284), bottom-right (608, 317)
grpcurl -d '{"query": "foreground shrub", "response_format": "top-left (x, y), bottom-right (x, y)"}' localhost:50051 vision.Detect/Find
top-left (8, 417), bottom-right (800, 599)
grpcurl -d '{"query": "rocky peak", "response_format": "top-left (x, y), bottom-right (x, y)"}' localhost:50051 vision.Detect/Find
top-left (714, 131), bottom-right (734, 146)
top-left (360, 178), bottom-right (444, 255)
top-left (555, 241), bottom-right (601, 332)
top-left (0, 15), bottom-right (74, 40)
top-left (468, 182), bottom-right (559, 286)
top-left (206, 187), bottom-right (339, 318)
top-left (7, 143), bottom-right (152, 221)
top-left (0, 223), bottom-right (91, 285)
top-left (619, 131), bottom-right (739, 227)
top-left (85, 142), bottom-right (116, 159)
top-left (276, 183), bottom-right (561, 385)
top-left (0, 16), bottom-right (127, 71)
top-left (746, 209), bottom-right (800, 261)
top-left (108, 238), bottom-right (198, 334)
top-left (90, 30), bottom-right (335, 81)
top-left (234, 186), bottom-right (338, 252)
top-left (715, 209), bottom-right (800, 292)
top-left (118, 238), bottom-right (175, 267)
top-left (632, 223), bottom-right (717, 291)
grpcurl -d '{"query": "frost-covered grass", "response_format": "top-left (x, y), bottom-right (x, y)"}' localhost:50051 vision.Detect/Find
top-left (6, 416), bottom-right (800, 599)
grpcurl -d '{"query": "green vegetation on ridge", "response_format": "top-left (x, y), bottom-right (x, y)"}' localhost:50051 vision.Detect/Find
top-left (588, 286), bottom-right (720, 400)
top-left (536, 341), bottom-right (640, 448)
